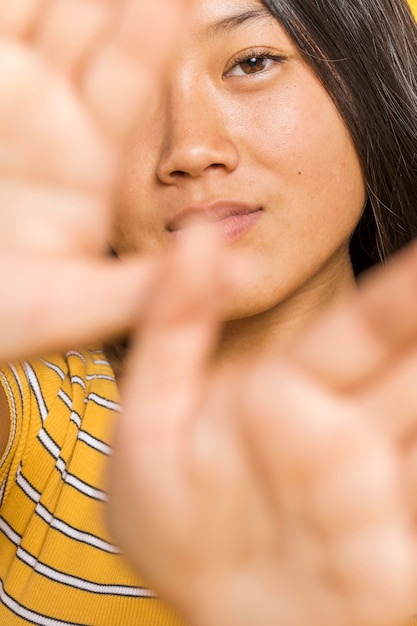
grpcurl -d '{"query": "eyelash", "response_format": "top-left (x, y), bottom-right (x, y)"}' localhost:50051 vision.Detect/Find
top-left (224, 48), bottom-right (286, 78)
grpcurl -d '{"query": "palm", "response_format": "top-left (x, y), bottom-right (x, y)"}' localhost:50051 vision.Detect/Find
top-left (0, 0), bottom-right (179, 255)
top-left (233, 376), bottom-right (412, 626)
top-left (0, 0), bottom-right (184, 360)
top-left (109, 233), bottom-right (417, 626)
top-left (114, 370), bottom-right (413, 626)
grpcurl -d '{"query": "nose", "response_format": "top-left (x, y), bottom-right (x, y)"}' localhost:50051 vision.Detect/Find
top-left (156, 86), bottom-right (239, 184)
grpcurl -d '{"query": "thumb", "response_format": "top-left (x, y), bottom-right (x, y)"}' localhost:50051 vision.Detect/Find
top-left (120, 226), bottom-right (224, 470)
top-left (0, 254), bottom-right (156, 362)
top-left (108, 226), bottom-right (225, 554)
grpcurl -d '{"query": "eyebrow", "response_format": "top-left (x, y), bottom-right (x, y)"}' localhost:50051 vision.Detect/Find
top-left (204, 7), bottom-right (273, 39)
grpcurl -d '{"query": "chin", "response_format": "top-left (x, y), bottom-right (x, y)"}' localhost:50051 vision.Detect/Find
top-left (219, 291), bottom-right (283, 323)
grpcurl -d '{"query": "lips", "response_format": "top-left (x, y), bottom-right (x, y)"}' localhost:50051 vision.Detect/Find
top-left (167, 201), bottom-right (263, 242)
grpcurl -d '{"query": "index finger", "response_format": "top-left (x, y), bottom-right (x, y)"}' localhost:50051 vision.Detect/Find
top-left (81, 0), bottom-right (187, 141)
top-left (0, 0), bottom-right (46, 37)
top-left (288, 241), bottom-right (417, 390)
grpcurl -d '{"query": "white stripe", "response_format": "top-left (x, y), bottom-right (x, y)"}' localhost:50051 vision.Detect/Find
top-left (15, 467), bottom-right (116, 552)
top-left (70, 411), bottom-right (81, 428)
top-left (0, 517), bottom-right (21, 544)
top-left (58, 389), bottom-right (72, 410)
top-left (16, 466), bottom-right (40, 503)
top-left (38, 430), bottom-right (106, 501)
top-left (0, 372), bottom-right (18, 471)
top-left (17, 549), bottom-right (153, 597)
top-left (0, 477), bottom-right (6, 507)
top-left (35, 505), bottom-right (120, 554)
top-left (85, 374), bottom-right (115, 383)
top-left (23, 362), bottom-right (48, 422)
top-left (91, 359), bottom-right (110, 366)
top-left (63, 470), bottom-right (107, 502)
top-left (40, 359), bottom-right (66, 381)
top-left (66, 351), bottom-right (87, 364)
top-left (0, 580), bottom-right (84, 626)
top-left (70, 407), bottom-right (112, 455)
top-left (70, 375), bottom-right (86, 391)
top-left (9, 364), bottom-right (24, 409)
top-left (38, 428), bottom-right (61, 459)
top-left (77, 431), bottom-right (112, 456)
top-left (86, 393), bottom-right (121, 412)
top-left (1, 520), bottom-right (128, 596)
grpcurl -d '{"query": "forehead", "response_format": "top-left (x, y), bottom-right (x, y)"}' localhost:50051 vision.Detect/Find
top-left (184, 0), bottom-right (276, 40)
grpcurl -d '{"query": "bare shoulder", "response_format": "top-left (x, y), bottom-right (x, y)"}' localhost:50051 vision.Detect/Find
top-left (0, 382), bottom-right (10, 459)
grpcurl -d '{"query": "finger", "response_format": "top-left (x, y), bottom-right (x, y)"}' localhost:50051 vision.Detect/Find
top-left (404, 447), bottom-right (417, 524)
top-left (0, 183), bottom-right (114, 256)
top-left (289, 241), bottom-right (417, 390)
top-left (0, 0), bottom-right (48, 38)
top-left (108, 227), bottom-right (237, 581)
top-left (108, 228), bottom-right (222, 559)
top-left (240, 359), bottom-right (359, 484)
top-left (80, 0), bottom-right (186, 141)
top-left (360, 347), bottom-right (417, 440)
top-left (240, 358), bottom-right (401, 530)
top-left (331, 521), bottom-right (417, 626)
top-left (358, 347), bottom-right (417, 513)
top-left (120, 226), bottom-right (223, 475)
top-left (0, 47), bottom-right (116, 193)
top-left (241, 360), bottom-right (417, 624)
top-left (0, 255), bottom-right (157, 362)
top-left (34, 0), bottom-right (112, 76)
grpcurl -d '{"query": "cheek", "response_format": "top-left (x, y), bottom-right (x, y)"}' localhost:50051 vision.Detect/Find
top-left (222, 87), bottom-right (366, 317)
top-left (237, 82), bottom-right (366, 232)
top-left (113, 140), bottom-right (163, 254)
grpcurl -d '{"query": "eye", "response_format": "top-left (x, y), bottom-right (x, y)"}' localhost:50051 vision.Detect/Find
top-left (224, 49), bottom-right (285, 78)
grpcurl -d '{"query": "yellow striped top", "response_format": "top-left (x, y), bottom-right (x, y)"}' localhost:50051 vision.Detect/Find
top-left (1, 348), bottom-right (416, 626)
top-left (0, 348), bottom-right (182, 626)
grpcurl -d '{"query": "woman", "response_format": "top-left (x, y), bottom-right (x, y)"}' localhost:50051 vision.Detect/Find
top-left (108, 0), bottom-right (417, 625)
top-left (0, 1), bottom-right (416, 626)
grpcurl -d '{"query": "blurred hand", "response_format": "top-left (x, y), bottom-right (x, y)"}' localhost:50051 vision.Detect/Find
top-left (109, 231), bottom-right (417, 626)
top-left (0, 0), bottom-right (185, 361)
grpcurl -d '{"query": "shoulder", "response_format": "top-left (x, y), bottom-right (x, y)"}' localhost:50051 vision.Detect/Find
top-left (0, 382), bottom-right (10, 459)
top-left (0, 347), bottom-right (119, 485)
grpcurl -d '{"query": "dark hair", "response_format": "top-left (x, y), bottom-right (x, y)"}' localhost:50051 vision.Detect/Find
top-left (263, 0), bottom-right (417, 274)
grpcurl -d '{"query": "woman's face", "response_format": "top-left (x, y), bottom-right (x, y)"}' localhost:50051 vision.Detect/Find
top-left (114, 0), bottom-right (366, 320)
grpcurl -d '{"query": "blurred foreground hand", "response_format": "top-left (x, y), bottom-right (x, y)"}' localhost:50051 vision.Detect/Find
top-left (109, 229), bottom-right (417, 626)
top-left (0, 0), bottom-right (185, 361)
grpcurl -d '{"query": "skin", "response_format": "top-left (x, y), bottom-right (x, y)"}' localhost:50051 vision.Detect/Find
top-left (0, 0), bottom-right (188, 457)
top-left (0, 385), bottom-right (9, 458)
top-left (107, 3), bottom-right (417, 624)
top-left (114, 0), bottom-right (366, 361)
top-left (110, 230), bottom-right (417, 626)
top-left (0, 0), bottom-right (190, 373)
top-left (0, 2), bottom-right (417, 626)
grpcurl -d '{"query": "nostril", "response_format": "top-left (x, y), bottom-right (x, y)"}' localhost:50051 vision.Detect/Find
top-left (170, 170), bottom-right (187, 177)
top-left (170, 163), bottom-right (224, 178)
top-left (157, 140), bottom-right (239, 183)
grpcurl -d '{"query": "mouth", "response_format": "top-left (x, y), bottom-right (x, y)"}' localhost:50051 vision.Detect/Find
top-left (166, 201), bottom-right (263, 243)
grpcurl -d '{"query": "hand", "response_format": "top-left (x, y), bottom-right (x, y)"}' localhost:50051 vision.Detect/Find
top-left (0, 0), bottom-right (185, 361)
top-left (108, 231), bottom-right (417, 626)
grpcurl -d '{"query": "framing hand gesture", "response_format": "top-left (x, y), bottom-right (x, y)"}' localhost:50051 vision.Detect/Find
top-left (0, 0), bottom-right (184, 361)
top-left (109, 231), bottom-right (417, 626)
